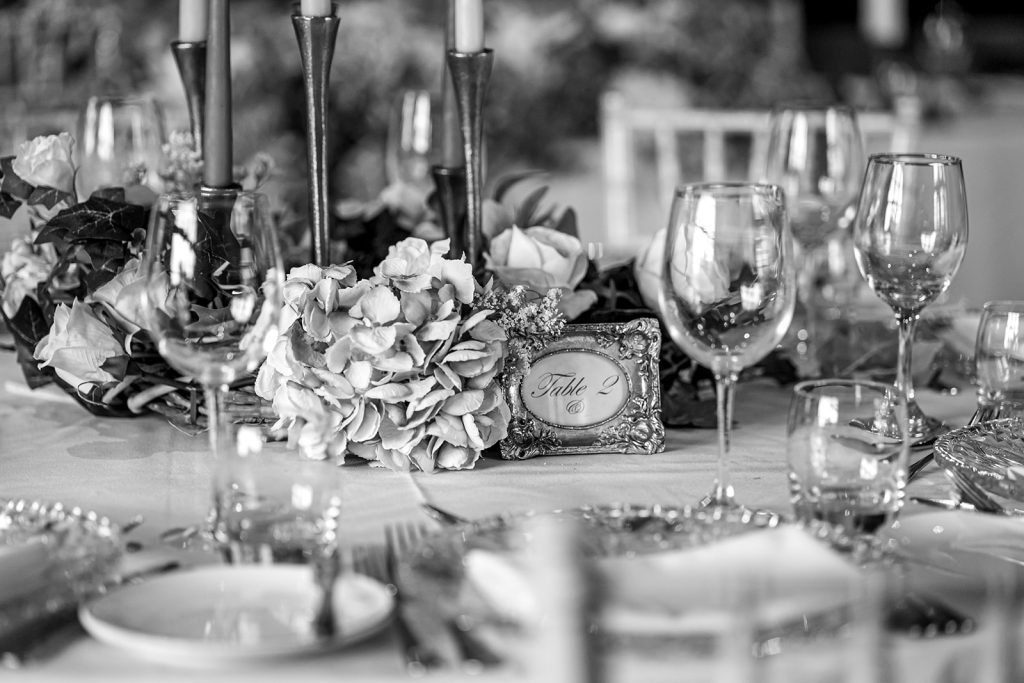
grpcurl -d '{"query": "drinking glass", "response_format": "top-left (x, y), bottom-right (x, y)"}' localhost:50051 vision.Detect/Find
top-left (763, 102), bottom-right (866, 376)
top-left (658, 182), bottom-right (797, 510)
top-left (76, 93), bottom-right (165, 198)
top-left (974, 300), bottom-right (1024, 421)
top-left (139, 189), bottom-right (284, 549)
top-left (852, 153), bottom-right (968, 440)
top-left (786, 379), bottom-right (910, 552)
top-left (385, 89), bottom-right (435, 191)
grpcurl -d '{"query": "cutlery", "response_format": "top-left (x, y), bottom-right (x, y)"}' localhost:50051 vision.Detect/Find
top-left (0, 559), bottom-right (181, 667)
top-left (351, 534), bottom-right (443, 674)
top-left (385, 522), bottom-right (502, 672)
top-left (420, 502), bottom-right (471, 527)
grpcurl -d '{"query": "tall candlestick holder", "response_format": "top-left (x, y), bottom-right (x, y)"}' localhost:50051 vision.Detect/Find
top-left (431, 165), bottom-right (468, 260)
top-left (170, 41), bottom-right (207, 154)
top-left (292, 6), bottom-right (340, 268)
top-left (447, 49), bottom-right (493, 273)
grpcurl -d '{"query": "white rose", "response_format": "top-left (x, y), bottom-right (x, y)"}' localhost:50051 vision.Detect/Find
top-left (1, 237), bottom-right (55, 317)
top-left (12, 133), bottom-right (76, 195)
top-left (34, 300), bottom-right (126, 390)
top-left (641, 227), bottom-right (731, 313)
top-left (486, 225), bottom-right (597, 320)
top-left (88, 258), bottom-right (160, 334)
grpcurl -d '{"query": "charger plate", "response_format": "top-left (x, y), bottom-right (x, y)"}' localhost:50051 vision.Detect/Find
top-left (933, 417), bottom-right (1024, 511)
top-left (0, 499), bottom-right (122, 643)
top-left (80, 565), bottom-right (393, 667)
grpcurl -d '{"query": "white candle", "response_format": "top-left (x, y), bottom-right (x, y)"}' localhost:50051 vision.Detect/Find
top-left (178, 0), bottom-right (208, 42)
top-left (300, 0), bottom-right (333, 17)
top-left (453, 0), bottom-right (484, 53)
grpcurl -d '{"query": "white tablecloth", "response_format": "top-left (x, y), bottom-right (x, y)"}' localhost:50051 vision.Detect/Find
top-left (0, 352), bottom-right (993, 682)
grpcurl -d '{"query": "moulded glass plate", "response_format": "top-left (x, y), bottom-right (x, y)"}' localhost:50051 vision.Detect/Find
top-left (933, 417), bottom-right (1024, 512)
top-left (0, 499), bottom-right (122, 643)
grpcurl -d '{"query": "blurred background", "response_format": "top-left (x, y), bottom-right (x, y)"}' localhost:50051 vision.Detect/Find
top-left (1, 0), bottom-right (1023, 304)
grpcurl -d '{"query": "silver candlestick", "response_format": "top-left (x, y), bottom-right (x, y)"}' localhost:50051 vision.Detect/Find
top-left (431, 165), bottom-right (467, 260)
top-left (447, 49), bottom-right (493, 273)
top-left (170, 40), bottom-right (206, 154)
top-left (292, 7), bottom-right (340, 268)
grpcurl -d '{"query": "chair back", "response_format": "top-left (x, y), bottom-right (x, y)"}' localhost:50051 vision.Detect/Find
top-left (599, 91), bottom-right (921, 254)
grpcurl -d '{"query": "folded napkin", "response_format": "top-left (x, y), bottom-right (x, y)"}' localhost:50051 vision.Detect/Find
top-left (465, 526), bottom-right (860, 636)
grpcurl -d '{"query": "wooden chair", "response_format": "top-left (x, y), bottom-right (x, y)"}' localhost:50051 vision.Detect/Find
top-left (599, 91), bottom-right (922, 255)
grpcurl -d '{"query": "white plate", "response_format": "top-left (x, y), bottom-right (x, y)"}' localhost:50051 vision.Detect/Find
top-left (80, 565), bottom-right (393, 667)
top-left (887, 510), bottom-right (1024, 580)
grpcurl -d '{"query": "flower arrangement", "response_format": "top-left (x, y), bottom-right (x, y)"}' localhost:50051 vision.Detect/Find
top-left (0, 132), bottom-right (273, 423)
top-left (255, 237), bottom-right (509, 472)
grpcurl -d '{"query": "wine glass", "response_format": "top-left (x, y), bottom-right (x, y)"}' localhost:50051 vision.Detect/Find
top-left (385, 88), bottom-right (435, 191)
top-left (763, 102), bottom-right (867, 376)
top-left (76, 93), bottom-right (165, 200)
top-left (658, 182), bottom-right (797, 510)
top-left (139, 189), bottom-right (284, 548)
top-left (852, 153), bottom-right (968, 441)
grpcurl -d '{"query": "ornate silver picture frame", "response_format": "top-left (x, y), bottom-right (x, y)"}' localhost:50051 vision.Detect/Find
top-left (500, 317), bottom-right (665, 459)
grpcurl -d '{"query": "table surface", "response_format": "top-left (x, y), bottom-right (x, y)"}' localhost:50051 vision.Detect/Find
top-left (0, 350), bottom-right (997, 682)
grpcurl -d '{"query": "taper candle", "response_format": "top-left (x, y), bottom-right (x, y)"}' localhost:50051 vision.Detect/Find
top-left (440, 0), bottom-right (462, 166)
top-left (300, 0), bottom-right (333, 17)
top-left (453, 0), bottom-right (484, 53)
top-left (179, 0), bottom-right (209, 42)
top-left (203, 0), bottom-right (233, 187)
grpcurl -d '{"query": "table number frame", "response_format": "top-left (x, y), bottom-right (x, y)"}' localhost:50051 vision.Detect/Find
top-left (500, 317), bottom-right (665, 459)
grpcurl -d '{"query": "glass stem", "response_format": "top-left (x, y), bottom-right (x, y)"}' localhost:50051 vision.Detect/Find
top-left (205, 384), bottom-right (230, 457)
top-left (711, 372), bottom-right (738, 507)
top-left (895, 310), bottom-right (919, 406)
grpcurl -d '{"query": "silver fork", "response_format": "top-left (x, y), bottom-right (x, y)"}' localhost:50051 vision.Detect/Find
top-left (386, 521), bottom-right (502, 673)
top-left (350, 536), bottom-right (443, 675)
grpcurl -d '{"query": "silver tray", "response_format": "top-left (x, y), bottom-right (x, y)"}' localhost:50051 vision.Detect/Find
top-left (934, 417), bottom-right (1024, 509)
top-left (0, 499), bottom-right (122, 647)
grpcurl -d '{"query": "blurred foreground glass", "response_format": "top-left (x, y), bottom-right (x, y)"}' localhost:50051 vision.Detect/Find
top-left (787, 379), bottom-right (910, 551)
top-left (215, 426), bottom-right (343, 565)
top-left (764, 102), bottom-right (867, 377)
top-left (77, 93), bottom-right (165, 198)
top-left (385, 89), bottom-right (434, 191)
top-left (140, 189), bottom-right (284, 548)
top-left (659, 182), bottom-right (796, 511)
top-left (974, 300), bottom-right (1024, 422)
top-left (853, 153), bottom-right (968, 440)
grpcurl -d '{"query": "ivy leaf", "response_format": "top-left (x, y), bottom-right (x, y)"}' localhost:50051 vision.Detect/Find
top-left (0, 156), bottom-right (34, 200)
top-left (492, 169), bottom-right (546, 204)
top-left (35, 195), bottom-right (146, 245)
top-left (6, 294), bottom-right (51, 348)
top-left (0, 191), bottom-right (21, 219)
top-left (28, 185), bottom-right (75, 210)
top-left (513, 185), bottom-right (549, 229)
top-left (553, 207), bottom-right (578, 238)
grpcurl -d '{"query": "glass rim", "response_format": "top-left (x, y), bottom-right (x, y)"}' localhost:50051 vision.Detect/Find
top-left (868, 152), bottom-right (961, 166)
top-left (673, 181), bottom-right (782, 198)
top-left (982, 300), bottom-right (1024, 312)
top-left (792, 378), bottom-right (894, 399)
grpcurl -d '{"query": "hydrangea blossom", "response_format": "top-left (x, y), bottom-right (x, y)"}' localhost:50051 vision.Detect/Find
top-left (255, 236), bottom-right (510, 472)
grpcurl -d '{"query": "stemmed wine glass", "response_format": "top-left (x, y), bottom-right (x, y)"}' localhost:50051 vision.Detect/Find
top-left (852, 154), bottom-right (968, 441)
top-left (658, 182), bottom-right (797, 510)
top-left (385, 89), bottom-right (435, 192)
top-left (763, 102), bottom-right (866, 376)
top-left (77, 93), bottom-right (165, 200)
top-left (139, 189), bottom-right (284, 547)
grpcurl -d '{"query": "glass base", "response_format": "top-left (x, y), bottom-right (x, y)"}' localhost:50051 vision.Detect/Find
top-left (904, 400), bottom-right (948, 442)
